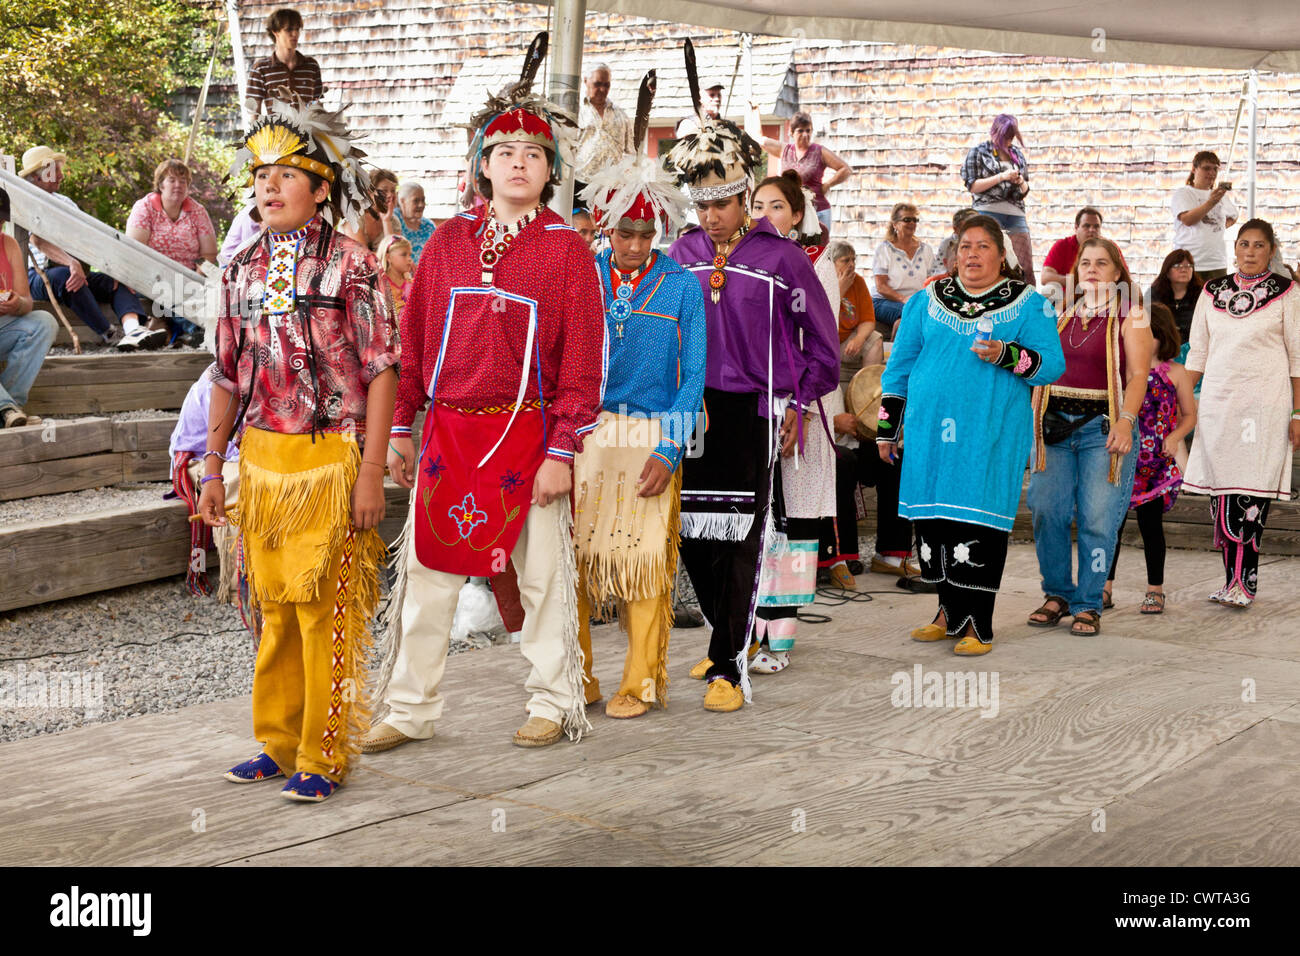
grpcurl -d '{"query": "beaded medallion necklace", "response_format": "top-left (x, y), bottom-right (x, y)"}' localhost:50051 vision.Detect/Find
top-left (479, 202), bottom-right (543, 285)
top-left (708, 216), bottom-right (751, 304)
top-left (608, 252), bottom-right (656, 339)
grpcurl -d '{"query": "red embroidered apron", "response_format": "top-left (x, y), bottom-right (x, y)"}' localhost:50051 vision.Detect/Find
top-left (413, 405), bottom-right (545, 575)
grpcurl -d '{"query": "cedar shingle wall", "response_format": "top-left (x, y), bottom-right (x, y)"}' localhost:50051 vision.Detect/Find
top-left (229, 1), bottom-right (1300, 280)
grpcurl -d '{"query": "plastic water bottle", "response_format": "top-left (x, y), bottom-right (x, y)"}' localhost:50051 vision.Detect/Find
top-left (974, 317), bottom-right (994, 343)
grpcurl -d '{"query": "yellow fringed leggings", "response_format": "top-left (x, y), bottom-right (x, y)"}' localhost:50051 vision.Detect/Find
top-left (236, 427), bottom-right (383, 783)
top-left (574, 467), bottom-right (682, 707)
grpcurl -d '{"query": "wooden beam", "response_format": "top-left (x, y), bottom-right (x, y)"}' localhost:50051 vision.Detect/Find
top-left (0, 452), bottom-right (125, 502)
top-left (0, 417), bottom-right (112, 466)
top-left (0, 168), bottom-right (207, 319)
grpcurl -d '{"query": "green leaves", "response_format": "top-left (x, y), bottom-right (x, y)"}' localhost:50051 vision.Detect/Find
top-left (1, 0), bottom-right (237, 235)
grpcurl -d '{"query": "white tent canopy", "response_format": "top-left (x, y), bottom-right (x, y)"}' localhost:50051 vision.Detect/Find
top-left (576, 0), bottom-right (1300, 71)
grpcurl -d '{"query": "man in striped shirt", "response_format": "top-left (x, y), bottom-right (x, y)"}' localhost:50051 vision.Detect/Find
top-left (244, 8), bottom-right (325, 124)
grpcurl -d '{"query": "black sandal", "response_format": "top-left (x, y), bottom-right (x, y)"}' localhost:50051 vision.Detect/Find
top-left (1028, 596), bottom-right (1069, 627)
top-left (1102, 586), bottom-right (1114, 609)
top-left (1139, 591), bottom-right (1165, 615)
top-left (1070, 609), bottom-right (1101, 635)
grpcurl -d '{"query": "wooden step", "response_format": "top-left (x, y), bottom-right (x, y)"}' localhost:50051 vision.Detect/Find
top-left (24, 352), bottom-right (210, 416)
top-left (0, 415), bottom-right (177, 502)
top-left (0, 481), bottom-right (412, 613)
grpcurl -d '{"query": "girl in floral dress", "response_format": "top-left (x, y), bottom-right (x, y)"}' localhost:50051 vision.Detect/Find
top-left (377, 235), bottom-right (413, 324)
top-left (1104, 303), bottom-right (1198, 614)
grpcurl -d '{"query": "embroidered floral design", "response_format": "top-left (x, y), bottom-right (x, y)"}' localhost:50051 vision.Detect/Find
top-left (952, 541), bottom-right (985, 567)
top-left (424, 454), bottom-right (445, 480)
top-left (878, 407), bottom-right (892, 431)
top-left (1013, 349), bottom-right (1032, 375)
top-left (448, 494), bottom-right (488, 539)
top-left (920, 541), bottom-right (932, 564)
top-left (1245, 504), bottom-right (1261, 523)
top-left (499, 470), bottom-right (524, 494)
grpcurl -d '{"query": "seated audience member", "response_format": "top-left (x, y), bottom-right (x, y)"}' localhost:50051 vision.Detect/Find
top-left (21, 146), bottom-right (150, 349)
top-left (1039, 206), bottom-right (1103, 289)
top-left (393, 181), bottom-right (436, 262)
top-left (871, 202), bottom-right (936, 338)
top-left (125, 158), bottom-right (217, 347)
top-left (936, 208), bottom-right (978, 274)
top-left (0, 188), bottom-right (58, 428)
top-left (830, 240), bottom-right (881, 375)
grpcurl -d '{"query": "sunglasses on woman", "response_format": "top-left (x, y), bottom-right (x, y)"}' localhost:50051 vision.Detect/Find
top-left (895, 216), bottom-right (919, 224)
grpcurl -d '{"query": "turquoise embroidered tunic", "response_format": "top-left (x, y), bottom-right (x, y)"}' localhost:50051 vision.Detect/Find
top-left (881, 277), bottom-right (1065, 530)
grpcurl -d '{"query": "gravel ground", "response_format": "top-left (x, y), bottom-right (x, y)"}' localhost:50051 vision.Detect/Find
top-left (0, 570), bottom-right (498, 743)
top-left (0, 483), bottom-right (173, 528)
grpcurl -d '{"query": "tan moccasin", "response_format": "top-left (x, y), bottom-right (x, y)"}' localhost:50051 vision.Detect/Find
top-left (360, 721), bottom-right (419, 753)
top-left (513, 716), bottom-right (564, 748)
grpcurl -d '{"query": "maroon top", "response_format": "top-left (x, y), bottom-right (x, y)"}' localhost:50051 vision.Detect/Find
top-left (1056, 311), bottom-right (1126, 390)
top-left (781, 142), bottom-right (830, 212)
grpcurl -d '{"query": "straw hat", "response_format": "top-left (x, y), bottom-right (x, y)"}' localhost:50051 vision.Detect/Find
top-left (847, 364), bottom-right (886, 437)
top-left (19, 146), bottom-right (67, 179)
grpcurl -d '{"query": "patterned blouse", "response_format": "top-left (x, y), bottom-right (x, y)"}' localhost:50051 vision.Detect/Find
top-left (398, 216), bottom-right (437, 263)
top-left (211, 217), bottom-right (400, 437)
top-left (126, 193), bottom-right (215, 271)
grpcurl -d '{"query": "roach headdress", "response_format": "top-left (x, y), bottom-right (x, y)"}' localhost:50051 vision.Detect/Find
top-left (663, 39), bottom-right (762, 201)
top-left (465, 31), bottom-right (578, 179)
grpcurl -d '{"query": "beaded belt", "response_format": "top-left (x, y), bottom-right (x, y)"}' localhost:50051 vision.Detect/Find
top-left (435, 397), bottom-right (548, 416)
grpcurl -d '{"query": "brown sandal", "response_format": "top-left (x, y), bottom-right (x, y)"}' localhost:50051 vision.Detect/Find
top-left (1070, 609), bottom-right (1101, 635)
top-left (1139, 591), bottom-right (1165, 614)
top-left (1028, 595), bottom-right (1069, 627)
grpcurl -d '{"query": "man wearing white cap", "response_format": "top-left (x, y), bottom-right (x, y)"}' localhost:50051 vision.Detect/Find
top-left (20, 146), bottom-right (161, 350)
top-left (675, 77), bottom-right (725, 137)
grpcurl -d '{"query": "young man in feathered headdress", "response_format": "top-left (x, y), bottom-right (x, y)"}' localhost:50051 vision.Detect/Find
top-left (365, 33), bottom-right (606, 751)
top-left (570, 71), bottom-right (707, 719)
top-left (665, 41), bottom-right (840, 713)
top-left (198, 99), bottom-right (400, 802)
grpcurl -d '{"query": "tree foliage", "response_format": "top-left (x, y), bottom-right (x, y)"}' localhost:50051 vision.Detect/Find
top-left (0, 0), bottom-right (238, 234)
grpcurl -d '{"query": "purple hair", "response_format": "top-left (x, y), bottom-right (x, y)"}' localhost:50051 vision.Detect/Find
top-left (989, 113), bottom-right (1023, 156)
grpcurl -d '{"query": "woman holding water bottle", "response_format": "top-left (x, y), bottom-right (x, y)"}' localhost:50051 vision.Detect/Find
top-left (878, 215), bottom-right (1064, 654)
top-left (1026, 237), bottom-right (1153, 636)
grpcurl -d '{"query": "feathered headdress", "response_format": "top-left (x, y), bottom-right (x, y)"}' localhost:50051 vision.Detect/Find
top-left (465, 32), bottom-right (578, 180)
top-left (228, 98), bottom-right (373, 229)
top-left (578, 70), bottom-right (689, 235)
top-left (663, 39), bottom-right (763, 201)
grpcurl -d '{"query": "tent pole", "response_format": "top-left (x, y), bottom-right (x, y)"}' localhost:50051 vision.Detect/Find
top-left (548, 0), bottom-right (587, 220)
top-left (226, 0), bottom-right (249, 131)
top-left (1246, 69), bottom-right (1258, 218)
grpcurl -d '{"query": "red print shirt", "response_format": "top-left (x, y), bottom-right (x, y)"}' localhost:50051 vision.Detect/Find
top-left (392, 206), bottom-right (606, 463)
top-left (211, 218), bottom-right (399, 436)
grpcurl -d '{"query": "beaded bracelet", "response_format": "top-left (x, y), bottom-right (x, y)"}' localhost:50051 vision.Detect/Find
top-left (200, 474), bottom-right (225, 484)
top-left (203, 450), bottom-right (226, 461)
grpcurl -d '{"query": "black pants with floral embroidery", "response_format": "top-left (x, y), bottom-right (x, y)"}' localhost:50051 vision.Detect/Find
top-left (914, 519), bottom-right (1010, 644)
top-left (1212, 495), bottom-right (1271, 598)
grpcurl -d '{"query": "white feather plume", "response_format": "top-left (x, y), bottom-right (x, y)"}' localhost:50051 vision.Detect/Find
top-left (578, 154), bottom-right (689, 234)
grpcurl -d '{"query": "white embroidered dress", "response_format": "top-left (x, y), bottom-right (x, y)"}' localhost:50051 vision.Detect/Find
top-left (1183, 273), bottom-right (1300, 500)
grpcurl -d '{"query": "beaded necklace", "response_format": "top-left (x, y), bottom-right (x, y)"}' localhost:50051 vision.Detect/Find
top-left (479, 202), bottom-right (542, 285)
top-left (608, 252), bottom-right (656, 339)
top-left (708, 216), bottom-right (752, 304)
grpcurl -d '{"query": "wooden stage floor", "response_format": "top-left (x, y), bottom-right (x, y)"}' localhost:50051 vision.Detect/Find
top-left (4, 544), bottom-right (1300, 867)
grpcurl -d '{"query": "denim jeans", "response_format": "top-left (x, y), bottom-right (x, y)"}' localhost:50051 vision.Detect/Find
top-left (0, 310), bottom-right (58, 412)
top-left (1027, 414), bottom-right (1138, 614)
top-left (28, 266), bottom-right (144, 339)
top-left (816, 208), bottom-right (832, 234)
top-left (977, 210), bottom-right (1029, 233)
top-left (871, 296), bottom-right (904, 333)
